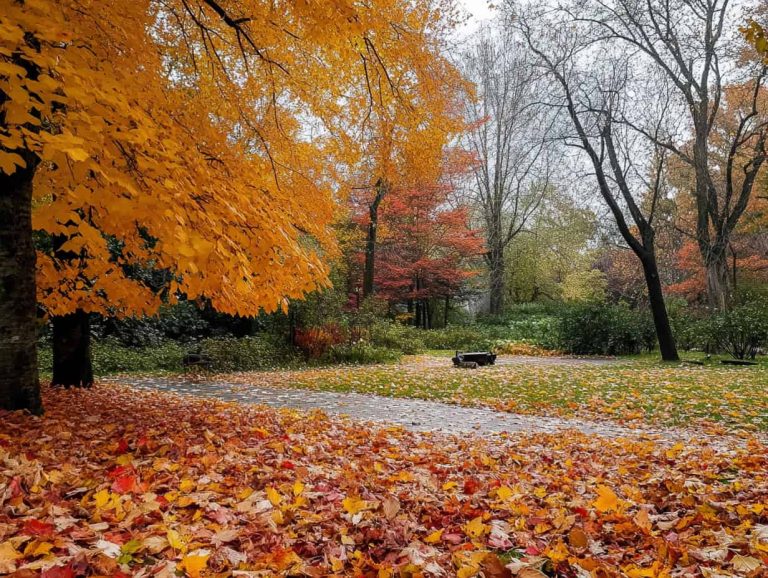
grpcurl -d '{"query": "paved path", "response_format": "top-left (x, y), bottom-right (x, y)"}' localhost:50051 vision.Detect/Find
top-left (114, 374), bottom-right (650, 437)
top-left (106, 351), bottom-right (707, 443)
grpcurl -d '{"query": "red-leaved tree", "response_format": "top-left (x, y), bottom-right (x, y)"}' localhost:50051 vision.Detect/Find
top-left (371, 170), bottom-right (484, 327)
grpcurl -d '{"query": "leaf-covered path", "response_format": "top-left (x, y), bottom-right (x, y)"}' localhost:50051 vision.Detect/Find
top-left (107, 354), bottom-right (759, 447)
top-left (111, 374), bottom-right (650, 439)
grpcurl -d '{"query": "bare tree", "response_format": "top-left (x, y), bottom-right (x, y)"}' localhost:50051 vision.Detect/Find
top-left (514, 7), bottom-right (680, 360)
top-left (537, 0), bottom-right (768, 310)
top-left (459, 26), bottom-right (553, 315)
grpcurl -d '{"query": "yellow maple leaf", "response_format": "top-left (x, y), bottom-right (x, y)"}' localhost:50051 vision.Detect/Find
top-left (342, 495), bottom-right (368, 515)
top-left (180, 553), bottom-right (209, 578)
top-left (463, 516), bottom-right (489, 539)
top-left (593, 485), bottom-right (619, 513)
top-left (266, 486), bottom-right (282, 507)
top-left (496, 485), bottom-right (513, 501)
top-left (167, 529), bottom-right (187, 552)
top-left (424, 529), bottom-right (444, 543)
top-left (293, 480), bottom-right (305, 496)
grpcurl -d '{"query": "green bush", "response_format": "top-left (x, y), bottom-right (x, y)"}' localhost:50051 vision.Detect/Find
top-left (94, 339), bottom-right (187, 373)
top-left (370, 322), bottom-right (425, 354)
top-left (557, 303), bottom-right (656, 356)
top-left (322, 342), bottom-right (401, 365)
top-left (704, 304), bottom-right (768, 359)
top-left (417, 325), bottom-right (498, 351)
top-left (199, 335), bottom-right (300, 371)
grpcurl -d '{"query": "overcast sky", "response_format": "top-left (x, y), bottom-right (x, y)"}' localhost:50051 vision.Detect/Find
top-left (456, 0), bottom-right (496, 32)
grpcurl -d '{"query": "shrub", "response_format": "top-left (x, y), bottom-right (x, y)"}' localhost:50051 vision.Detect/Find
top-left (706, 304), bottom-right (768, 359)
top-left (417, 325), bottom-right (497, 351)
top-left (294, 324), bottom-right (346, 359)
top-left (199, 335), bottom-right (300, 371)
top-left (491, 340), bottom-right (562, 356)
top-left (370, 322), bottom-right (425, 354)
top-left (557, 303), bottom-right (656, 356)
top-left (89, 338), bottom-right (187, 373)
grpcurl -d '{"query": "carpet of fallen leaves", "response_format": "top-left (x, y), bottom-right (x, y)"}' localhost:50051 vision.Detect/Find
top-left (1, 385), bottom-right (768, 578)
top-left (219, 356), bottom-right (768, 434)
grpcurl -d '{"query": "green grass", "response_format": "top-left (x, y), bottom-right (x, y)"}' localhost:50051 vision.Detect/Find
top-left (227, 352), bottom-right (768, 432)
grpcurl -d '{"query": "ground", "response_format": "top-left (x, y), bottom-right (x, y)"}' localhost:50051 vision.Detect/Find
top-left (1, 355), bottom-right (767, 577)
top-left (153, 354), bottom-right (768, 434)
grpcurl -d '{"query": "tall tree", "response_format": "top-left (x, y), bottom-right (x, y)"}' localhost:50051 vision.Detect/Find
top-left (374, 152), bottom-right (483, 327)
top-left (459, 26), bottom-right (553, 315)
top-left (515, 8), bottom-right (680, 360)
top-left (0, 0), bottom-right (464, 411)
top-left (537, 0), bottom-right (768, 310)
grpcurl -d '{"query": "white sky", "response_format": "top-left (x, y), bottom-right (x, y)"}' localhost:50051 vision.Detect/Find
top-left (456, 0), bottom-right (497, 33)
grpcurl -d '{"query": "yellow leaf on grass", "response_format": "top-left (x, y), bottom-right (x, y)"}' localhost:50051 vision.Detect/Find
top-left (593, 485), bottom-right (619, 513)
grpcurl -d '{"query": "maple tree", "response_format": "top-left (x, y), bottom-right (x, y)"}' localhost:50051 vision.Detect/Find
top-left (371, 152), bottom-right (484, 327)
top-left (665, 82), bottom-right (768, 303)
top-left (0, 0), bottom-right (465, 411)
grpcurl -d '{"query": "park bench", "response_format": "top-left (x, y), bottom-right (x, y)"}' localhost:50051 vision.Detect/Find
top-left (182, 352), bottom-right (213, 373)
top-left (452, 351), bottom-right (496, 368)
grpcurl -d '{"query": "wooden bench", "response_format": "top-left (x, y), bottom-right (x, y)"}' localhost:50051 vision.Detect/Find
top-left (452, 351), bottom-right (497, 368)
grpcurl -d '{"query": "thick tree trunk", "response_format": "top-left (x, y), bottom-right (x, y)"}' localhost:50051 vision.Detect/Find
top-left (52, 310), bottom-right (93, 388)
top-left (488, 245), bottom-right (505, 315)
top-left (0, 164), bottom-right (42, 414)
top-left (704, 250), bottom-right (731, 311)
top-left (363, 179), bottom-right (387, 298)
top-left (640, 254), bottom-right (679, 362)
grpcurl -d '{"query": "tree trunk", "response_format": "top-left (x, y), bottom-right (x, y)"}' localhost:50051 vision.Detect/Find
top-left (704, 249), bottom-right (731, 311)
top-left (0, 17), bottom-right (43, 413)
top-left (363, 179), bottom-right (387, 298)
top-left (0, 164), bottom-right (42, 414)
top-left (488, 244), bottom-right (505, 315)
top-left (52, 310), bottom-right (93, 388)
top-left (443, 295), bottom-right (450, 328)
top-left (640, 254), bottom-right (679, 362)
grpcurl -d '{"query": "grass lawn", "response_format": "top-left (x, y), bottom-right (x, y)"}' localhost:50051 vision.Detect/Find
top-left (220, 353), bottom-right (768, 433)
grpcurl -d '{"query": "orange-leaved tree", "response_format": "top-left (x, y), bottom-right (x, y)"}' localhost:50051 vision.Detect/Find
top-left (0, 0), bottom-right (465, 411)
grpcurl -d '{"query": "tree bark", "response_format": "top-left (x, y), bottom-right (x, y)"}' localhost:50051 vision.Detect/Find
top-left (52, 310), bottom-right (94, 388)
top-left (362, 178), bottom-right (387, 298)
top-left (488, 244), bottom-right (505, 315)
top-left (640, 254), bottom-right (679, 362)
top-left (0, 12), bottom-right (44, 414)
top-left (0, 163), bottom-right (42, 414)
top-left (704, 249), bottom-right (731, 311)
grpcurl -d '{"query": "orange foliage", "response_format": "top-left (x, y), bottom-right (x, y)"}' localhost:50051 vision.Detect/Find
top-left (1, 0), bottom-right (466, 318)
